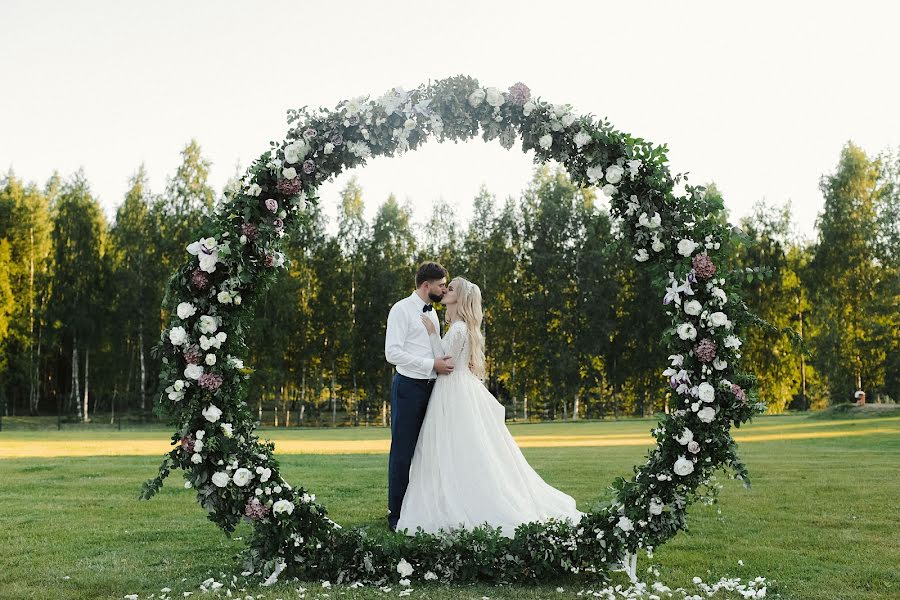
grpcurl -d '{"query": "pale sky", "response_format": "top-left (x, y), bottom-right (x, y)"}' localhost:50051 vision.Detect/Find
top-left (2, 1), bottom-right (897, 241)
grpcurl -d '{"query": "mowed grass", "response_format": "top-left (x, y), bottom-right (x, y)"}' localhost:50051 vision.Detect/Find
top-left (1, 415), bottom-right (898, 600)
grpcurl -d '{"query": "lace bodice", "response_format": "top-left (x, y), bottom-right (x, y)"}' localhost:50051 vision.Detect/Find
top-left (428, 321), bottom-right (470, 374)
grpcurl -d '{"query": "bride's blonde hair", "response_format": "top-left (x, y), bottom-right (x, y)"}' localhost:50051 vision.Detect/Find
top-left (451, 277), bottom-right (486, 379)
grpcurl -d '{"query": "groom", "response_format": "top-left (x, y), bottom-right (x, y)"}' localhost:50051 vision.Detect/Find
top-left (384, 261), bottom-right (454, 531)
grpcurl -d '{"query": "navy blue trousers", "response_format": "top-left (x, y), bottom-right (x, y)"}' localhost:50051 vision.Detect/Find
top-left (387, 372), bottom-right (434, 529)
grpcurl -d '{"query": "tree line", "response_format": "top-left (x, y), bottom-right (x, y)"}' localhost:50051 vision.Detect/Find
top-left (0, 140), bottom-right (896, 426)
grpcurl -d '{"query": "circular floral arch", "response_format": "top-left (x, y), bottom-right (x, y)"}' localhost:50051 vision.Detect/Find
top-left (143, 75), bottom-right (762, 585)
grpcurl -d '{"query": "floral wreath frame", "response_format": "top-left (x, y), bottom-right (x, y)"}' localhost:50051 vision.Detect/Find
top-left (143, 75), bottom-right (763, 585)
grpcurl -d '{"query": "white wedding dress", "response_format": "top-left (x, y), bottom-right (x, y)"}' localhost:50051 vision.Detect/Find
top-left (396, 320), bottom-right (584, 537)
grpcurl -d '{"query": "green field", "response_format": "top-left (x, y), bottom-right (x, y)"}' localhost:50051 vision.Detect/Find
top-left (1, 414), bottom-right (899, 600)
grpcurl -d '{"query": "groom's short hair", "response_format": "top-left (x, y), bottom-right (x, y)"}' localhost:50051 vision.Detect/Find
top-left (416, 261), bottom-right (448, 287)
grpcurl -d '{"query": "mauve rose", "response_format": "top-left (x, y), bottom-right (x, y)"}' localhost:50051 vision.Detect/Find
top-left (303, 128), bottom-right (317, 139)
top-left (180, 435), bottom-right (195, 453)
top-left (688, 441), bottom-right (700, 454)
top-left (265, 198), bottom-right (278, 213)
top-left (348, 115), bottom-right (360, 126)
top-left (273, 219), bottom-right (284, 231)
top-left (330, 131), bottom-right (344, 145)
top-left (302, 159), bottom-right (315, 175)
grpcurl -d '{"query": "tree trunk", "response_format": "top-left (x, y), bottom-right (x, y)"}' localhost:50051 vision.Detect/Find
top-left (72, 335), bottom-right (80, 419)
top-left (139, 327), bottom-right (147, 411)
top-left (381, 399), bottom-right (387, 427)
top-left (82, 348), bottom-right (91, 423)
top-left (331, 361), bottom-right (337, 426)
top-left (31, 315), bottom-right (42, 415)
top-left (524, 394), bottom-right (528, 421)
top-left (573, 394), bottom-right (579, 421)
top-left (562, 397), bottom-right (568, 420)
top-left (28, 226), bottom-right (35, 414)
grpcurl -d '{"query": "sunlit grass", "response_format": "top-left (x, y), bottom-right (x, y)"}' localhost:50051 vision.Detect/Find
top-left (2, 414), bottom-right (898, 458)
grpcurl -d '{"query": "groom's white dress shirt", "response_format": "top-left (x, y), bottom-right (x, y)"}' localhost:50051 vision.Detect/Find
top-left (385, 291), bottom-right (441, 380)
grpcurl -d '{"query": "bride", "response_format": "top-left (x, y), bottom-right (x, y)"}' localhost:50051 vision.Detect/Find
top-left (395, 277), bottom-right (584, 537)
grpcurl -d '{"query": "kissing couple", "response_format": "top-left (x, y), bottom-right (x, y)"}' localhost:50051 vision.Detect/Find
top-left (384, 261), bottom-right (583, 536)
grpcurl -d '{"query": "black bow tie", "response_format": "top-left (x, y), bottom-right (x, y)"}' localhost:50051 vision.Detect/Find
top-left (422, 304), bottom-right (433, 313)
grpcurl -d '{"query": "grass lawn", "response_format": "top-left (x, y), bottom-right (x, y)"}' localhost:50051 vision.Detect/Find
top-left (1, 414), bottom-right (898, 600)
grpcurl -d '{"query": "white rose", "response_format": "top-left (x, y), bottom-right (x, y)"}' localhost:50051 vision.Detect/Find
top-left (205, 353), bottom-right (216, 366)
top-left (184, 364), bottom-right (204, 380)
top-left (713, 357), bottom-right (728, 370)
top-left (697, 406), bottom-right (717, 423)
top-left (424, 571), bottom-right (438, 581)
top-left (651, 236), bottom-right (666, 253)
top-left (176, 302), bottom-right (196, 320)
top-left (675, 428), bottom-right (694, 445)
top-left (586, 165), bottom-right (604, 184)
top-left (215, 331), bottom-right (227, 344)
top-left (538, 134), bottom-right (553, 150)
top-left (684, 300), bottom-right (702, 316)
top-left (605, 165), bottom-right (625, 184)
top-left (217, 291), bottom-right (232, 304)
top-left (195, 430), bottom-right (205, 440)
top-left (323, 142), bottom-right (335, 155)
top-left (676, 322), bottom-right (697, 341)
top-left (649, 498), bottom-right (664, 515)
top-left (633, 249), bottom-right (650, 262)
top-left (211, 471), bottom-right (230, 488)
top-left (522, 100), bottom-right (535, 116)
top-left (677, 239), bottom-right (699, 257)
top-left (673, 456), bottom-right (695, 477)
top-left (173, 379), bottom-right (185, 391)
top-left (688, 441), bottom-right (701, 454)
top-left (273, 499), bottom-right (295, 515)
top-left (198, 315), bottom-right (218, 334)
top-left (282, 167), bottom-right (297, 180)
top-left (638, 212), bottom-right (661, 229)
top-left (202, 404), bottom-right (223, 423)
top-left (190, 453), bottom-right (202, 464)
top-left (601, 183), bottom-right (617, 197)
top-left (232, 468), bottom-right (253, 487)
top-left (697, 382), bottom-right (716, 403)
top-left (560, 113), bottom-right (576, 127)
top-left (724, 335), bottom-right (742, 349)
top-left (221, 423), bottom-right (233, 438)
top-left (616, 515), bottom-right (633, 532)
top-left (193, 439), bottom-right (204, 453)
top-left (169, 326), bottom-right (188, 346)
top-left (709, 312), bottom-right (729, 327)
top-left (711, 287), bottom-right (727, 304)
top-left (396, 558), bottom-right (414, 578)
top-left (574, 131), bottom-right (591, 149)
top-left (485, 87), bottom-right (504, 107)
top-left (467, 88), bottom-right (485, 107)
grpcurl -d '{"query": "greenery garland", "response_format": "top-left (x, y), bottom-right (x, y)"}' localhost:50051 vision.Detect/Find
top-left (142, 75), bottom-right (765, 585)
